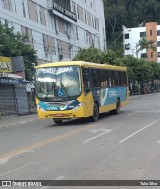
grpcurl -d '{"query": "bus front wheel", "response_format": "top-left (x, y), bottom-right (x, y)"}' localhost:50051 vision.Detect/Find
top-left (53, 119), bottom-right (63, 125)
top-left (90, 102), bottom-right (99, 122)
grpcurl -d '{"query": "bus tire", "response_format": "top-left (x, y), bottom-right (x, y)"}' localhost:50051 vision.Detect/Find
top-left (112, 98), bottom-right (121, 115)
top-left (90, 102), bottom-right (99, 122)
top-left (53, 119), bottom-right (63, 125)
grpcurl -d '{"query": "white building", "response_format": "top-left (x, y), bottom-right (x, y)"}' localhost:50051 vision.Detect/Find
top-left (0, 0), bottom-right (106, 64)
top-left (123, 22), bottom-right (160, 63)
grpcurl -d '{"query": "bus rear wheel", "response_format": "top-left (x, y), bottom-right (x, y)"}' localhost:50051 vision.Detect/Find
top-left (112, 98), bottom-right (121, 115)
top-left (90, 102), bottom-right (99, 122)
top-left (53, 119), bottom-right (63, 125)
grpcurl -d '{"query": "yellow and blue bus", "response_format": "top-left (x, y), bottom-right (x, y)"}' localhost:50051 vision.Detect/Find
top-left (35, 61), bottom-right (128, 124)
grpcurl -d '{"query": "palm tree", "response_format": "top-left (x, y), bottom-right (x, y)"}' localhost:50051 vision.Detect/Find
top-left (136, 37), bottom-right (156, 58)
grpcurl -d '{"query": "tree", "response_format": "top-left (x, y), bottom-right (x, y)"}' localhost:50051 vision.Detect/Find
top-left (0, 22), bottom-right (37, 80)
top-left (104, 0), bottom-right (127, 38)
top-left (137, 37), bottom-right (156, 56)
top-left (73, 46), bottom-right (106, 64)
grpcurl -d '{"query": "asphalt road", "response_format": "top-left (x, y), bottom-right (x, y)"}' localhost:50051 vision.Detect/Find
top-left (1, 93), bottom-right (160, 188)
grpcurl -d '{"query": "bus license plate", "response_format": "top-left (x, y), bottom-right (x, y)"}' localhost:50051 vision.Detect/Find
top-left (56, 114), bottom-right (64, 117)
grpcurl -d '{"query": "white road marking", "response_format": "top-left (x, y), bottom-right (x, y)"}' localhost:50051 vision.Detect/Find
top-left (0, 161), bottom-right (37, 177)
top-left (83, 129), bottom-right (112, 143)
top-left (0, 150), bottom-right (34, 165)
top-left (125, 113), bottom-right (136, 117)
top-left (41, 176), bottom-right (65, 189)
top-left (55, 176), bottom-right (66, 180)
top-left (119, 119), bottom-right (160, 143)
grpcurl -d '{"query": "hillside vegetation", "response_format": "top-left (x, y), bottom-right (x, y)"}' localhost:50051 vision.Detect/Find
top-left (104, 0), bottom-right (160, 35)
top-left (104, 0), bottom-right (160, 54)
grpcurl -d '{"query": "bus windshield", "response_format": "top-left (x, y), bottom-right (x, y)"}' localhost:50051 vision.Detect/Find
top-left (35, 66), bottom-right (81, 101)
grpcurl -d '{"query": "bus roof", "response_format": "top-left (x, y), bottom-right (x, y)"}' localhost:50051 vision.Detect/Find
top-left (35, 61), bottom-right (127, 71)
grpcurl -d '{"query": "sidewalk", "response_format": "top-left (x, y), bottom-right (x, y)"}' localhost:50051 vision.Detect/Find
top-left (0, 113), bottom-right (39, 129)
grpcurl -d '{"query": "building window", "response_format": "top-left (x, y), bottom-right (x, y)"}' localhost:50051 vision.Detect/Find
top-left (125, 44), bottom-right (130, 50)
top-left (21, 26), bottom-right (33, 45)
top-left (77, 5), bottom-right (84, 22)
top-left (72, 2), bottom-right (76, 14)
top-left (157, 30), bottom-right (160, 36)
top-left (22, 0), bottom-right (26, 17)
top-left (43, 34), bottom-right (49, 53)
top-left (141, 53), bottom-right (147, 58)
top-left (76, 26), bottom-right (79, 40)
top-left (151, 52), bottom-right (153, 58)
top-left (58, 18), bottom-right (65, 34)
top-left (77, 6), bottom-right (79, 19)
top-left (150, 30), bottom-right (152, 36)
top-left (87, 12), bottom-right (92, 27)
top-left (43, 34), bottom-right (56, 55)
top-left (140, 32), bottom-right (146, 38)
top-left (3, 0), bottom-right (12, 11)
top-left (125, 33), bottom-right (129, 39)
top-left (84, 11), bottom-right (87, 24)
top-left (158, 52), bottom-right (160, 57)
top-left (92, 16), bottom-right (94, 28)
top-left (28, 0), bottom-right (38, 22)
top-left (39, 7), bottom-right (46, 26)
top-left (1, 0), bottom-right (4, 8)
top-left (157, 41), bottom-right (160, 47)
top-left (57, 40), bottom-right (70, 59)
top-left (39, 11), bottom-right (42, 24)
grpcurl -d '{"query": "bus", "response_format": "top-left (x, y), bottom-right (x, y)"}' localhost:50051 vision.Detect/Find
top-left (35, 61), bottom-right (128, 124)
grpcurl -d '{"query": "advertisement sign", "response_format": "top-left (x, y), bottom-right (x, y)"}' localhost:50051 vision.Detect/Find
top-left (0, 77), bottom-right (24, 85)
top-left (53, 2), bottom-right (77, 22)
top-left (0, 56), bottom-right (12, 73)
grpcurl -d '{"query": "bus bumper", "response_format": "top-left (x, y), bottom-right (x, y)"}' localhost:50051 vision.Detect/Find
top-left (37, 106), bottom-right (86, 119)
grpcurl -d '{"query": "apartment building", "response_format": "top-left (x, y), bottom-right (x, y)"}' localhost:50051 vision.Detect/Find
top-left (123, 22), bottom-right (160, 63)
top-left (0, 0), bottom-right (106, 64)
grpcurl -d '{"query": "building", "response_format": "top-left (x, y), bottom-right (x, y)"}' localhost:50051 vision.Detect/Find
top-left (123, 22), bottom-right (160, 63)
top-left (0, 0), bottom-right (106, 64)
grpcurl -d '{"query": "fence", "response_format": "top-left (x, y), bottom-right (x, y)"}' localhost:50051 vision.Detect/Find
top-left (129, 80), bottom-right (160, 95)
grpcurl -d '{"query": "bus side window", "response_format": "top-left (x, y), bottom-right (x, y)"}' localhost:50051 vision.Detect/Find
top-left (100, 70), bottom-right (108, 88)
top-left (119, 72), bottom-right (123, 86)
top-left (122, 72), bottom-right (127, 86)
top-left (107, 70), bottom-right (113, 87)
top-left (91, 69), bottom-right (100, 88)
top-left (82, 68), bottom-right (91, 89)
top-left (107, 70), bottom-right (112, 87)
top-left (114, 71), bottom-right (119, 86)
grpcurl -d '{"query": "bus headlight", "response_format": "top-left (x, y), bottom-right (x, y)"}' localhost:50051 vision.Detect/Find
top-left (73, 102), bottom-right (84, 110)
top-left (37, 105), bottom-right (46, 112)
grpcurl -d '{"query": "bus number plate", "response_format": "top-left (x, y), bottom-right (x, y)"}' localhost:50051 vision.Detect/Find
top-left (56, 114), bottom-right (64, 117)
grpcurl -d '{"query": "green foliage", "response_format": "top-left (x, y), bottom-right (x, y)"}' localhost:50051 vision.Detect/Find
top-left (104, 0), bottom-right (127, 35)
top-left (73, 46), bottom-right (106, 64)
top-left (104, 0), bottom-right (160, 34)
top-left (0, 22), bottom-right (37, 80)
top-left (73, 47), bottom-right (160, 82)
top-left (137, 37), bottom-right (156, 53)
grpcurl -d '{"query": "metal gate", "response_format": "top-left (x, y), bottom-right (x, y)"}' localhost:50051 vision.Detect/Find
top-left (0, 84), bottom-right (17, 115)
top-left (15, 86), bottom-right (29, 115)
